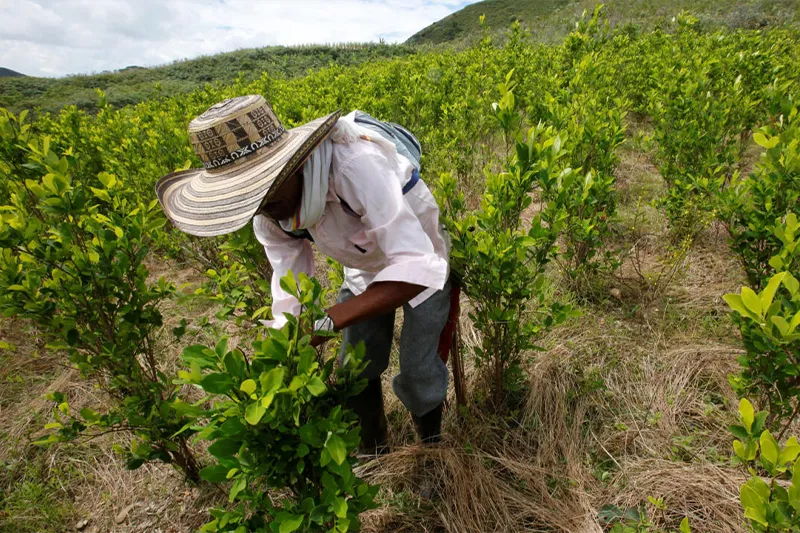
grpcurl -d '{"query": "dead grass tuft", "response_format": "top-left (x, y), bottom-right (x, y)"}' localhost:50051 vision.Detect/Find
top-left (359, 435), bottom-right (598, 532)
top-left (615, 459), bottom-right (746, 532)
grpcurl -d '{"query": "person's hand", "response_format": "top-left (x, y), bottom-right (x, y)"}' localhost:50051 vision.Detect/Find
top-left (310, 335), bottom-right (329, 348)
top-left (311, 314), bottom-right (336, 348)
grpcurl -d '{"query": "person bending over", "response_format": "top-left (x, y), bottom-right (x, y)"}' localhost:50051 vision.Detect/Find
top-left (156, 95), bottom-right (451, 454)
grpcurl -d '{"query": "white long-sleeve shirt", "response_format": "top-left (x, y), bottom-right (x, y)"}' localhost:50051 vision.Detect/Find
top-left (253, 138), bottom-right (450, 328)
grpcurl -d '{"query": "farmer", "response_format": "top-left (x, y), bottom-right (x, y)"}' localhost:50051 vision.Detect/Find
top-left (155, 95), bottom-right (451, 453)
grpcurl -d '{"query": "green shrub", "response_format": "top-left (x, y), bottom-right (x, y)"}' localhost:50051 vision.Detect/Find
top-left (0, 108), bottom-right (40, 205)
top-left (188, 229), bottom-right (273, 328)
top-left (721, 101), bottom-right (800, 289)
top-left (725, 214), bottom-right (800, 428)
top-left (731, 398), bottom-right (800, 532)
top-left (538, 78), bottom-right (625, 291)
top-left (0, 117), bottom-right (201, 481)
top-left (179, 272), bottom-right (376, 533)
top-left (437, 79), bottom-right (577, 406)
top-left (532, 7), bottom-right (626, 292)
top-left (648, 15), bottom-right (757, 241)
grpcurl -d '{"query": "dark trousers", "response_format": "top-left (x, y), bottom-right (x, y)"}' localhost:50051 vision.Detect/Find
top-left (337, 279), bottom-right (451, 417)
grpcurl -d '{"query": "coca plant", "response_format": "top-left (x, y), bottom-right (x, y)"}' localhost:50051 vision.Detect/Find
top-left (730, 399), bottom-right (800, 532)
top-left (0, 108), bottom-right (34, 204)
top-left (531, 6), bottom-right (626, 294)
top-left (725, 214), bottom-right (800, 430)
top-left (648, 14), bottom-right (755, 242)
top-left (180, 272), bottom-right (376, 533)
top-left (192, 235), bottom-right (273, 329)
top-left (437, 80), bottom-right (577, 407)
top-left (721, 97), bottom-right (800, 290)
top-left (539, 84), bottom-right (625, 293)
top-left (0, 119), bottom-right (201, 481)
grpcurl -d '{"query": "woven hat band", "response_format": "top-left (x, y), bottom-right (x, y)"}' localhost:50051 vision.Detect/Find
top-left (188, 95), bottom-right (287, 171)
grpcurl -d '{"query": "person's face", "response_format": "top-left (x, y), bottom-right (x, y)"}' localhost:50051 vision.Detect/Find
top-left (259, 165), bottom-right (303, 221)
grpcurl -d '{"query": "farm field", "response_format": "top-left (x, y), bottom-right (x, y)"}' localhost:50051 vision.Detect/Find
top-left (2, 6), bottom-right (800, 533)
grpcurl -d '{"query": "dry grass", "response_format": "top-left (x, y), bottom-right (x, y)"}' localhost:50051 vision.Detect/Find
top-left (614, 459), bottom-right (746, 532)
top-left (356, 266), bottom-right (746, 533)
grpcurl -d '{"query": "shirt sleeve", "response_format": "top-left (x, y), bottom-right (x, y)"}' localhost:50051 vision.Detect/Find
top-left (252, 214), bottom-right (315, 329)
top-left (335, 145), bottom-right (448, 291)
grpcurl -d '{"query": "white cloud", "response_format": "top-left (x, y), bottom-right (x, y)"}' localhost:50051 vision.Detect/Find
top-left (0, 0), bottom-right (480, 77)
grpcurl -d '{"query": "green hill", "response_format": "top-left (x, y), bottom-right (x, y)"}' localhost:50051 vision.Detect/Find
top-left (408, 0), bottom-right (800, 45)
top-left (407, 0), bottom-right (571, 45)
top-left (0, 67), bottom-right (25, 78)
top-left (0, 43), bottom-right (415, 115)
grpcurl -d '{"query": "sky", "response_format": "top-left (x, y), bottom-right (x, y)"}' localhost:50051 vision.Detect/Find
top-left (0, 0), bottom-right (481, 78)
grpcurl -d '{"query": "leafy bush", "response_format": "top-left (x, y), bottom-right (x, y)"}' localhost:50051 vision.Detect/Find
top-left (436, 80), bottom-right (576, 406)
top-left (189, 230), bottom-right (273, 328)
top-left (731, 398), bottom-right (800, 532)
top-left (0, 108), bottom-right (34, 204)
top-left (0, 116), bottom-right (201, 481)
top-left (538, 81), bottom-right (625, 291)
top-left (725, 214), bottom-right (800, 428)
top-left (179, 272), bottom-right (376, 533)
top-left (524, 7), bottom-right (626, 293)
top-left (648, 15), bottom-right (758, 241)
top-left (721, 101), bottom-right (800, 289)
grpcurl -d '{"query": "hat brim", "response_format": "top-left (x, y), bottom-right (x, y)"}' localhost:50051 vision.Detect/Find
top-left (155, 110), bottom-right (341, 237)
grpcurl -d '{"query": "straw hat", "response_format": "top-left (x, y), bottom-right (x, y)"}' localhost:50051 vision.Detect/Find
top-left (155, 95), bottom-right (341, 237)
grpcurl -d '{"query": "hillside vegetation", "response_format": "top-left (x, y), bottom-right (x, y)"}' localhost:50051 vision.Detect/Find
top-left (0, 43), bottom-right (415, 115)
top-left (4, 0), bottom-right (800, 117)
top-left (2, 5), bottom-right (800, 533)
top-left (408, 0), bottom-right (800, 45)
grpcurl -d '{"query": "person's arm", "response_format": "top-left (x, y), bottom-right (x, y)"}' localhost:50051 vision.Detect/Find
top-left (252, 214), bottom-right (315, 329)
top-left (327, 280), bottom-right (424, 330)
top-left (310, 280), bottom-right (423, 346)
top-left (322, 145), bottom-right (448, 331)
